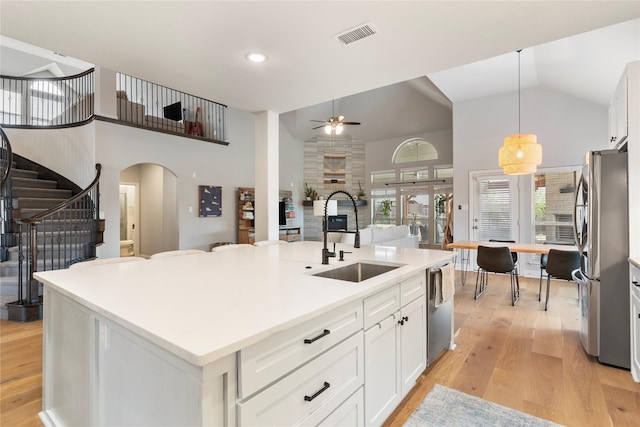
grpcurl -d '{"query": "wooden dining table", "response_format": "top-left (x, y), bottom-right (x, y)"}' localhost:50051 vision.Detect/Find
top-left (446, 240), bottom-right (578, 286)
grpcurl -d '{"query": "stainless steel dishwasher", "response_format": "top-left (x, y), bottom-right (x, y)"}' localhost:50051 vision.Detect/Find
top-left (427, 263), bottom-right (453, 365)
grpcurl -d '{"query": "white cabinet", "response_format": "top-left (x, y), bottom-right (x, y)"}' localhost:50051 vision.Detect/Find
top-left (609, 73), bottom-right (628, 149)
top-left (363, 272), bottom-right (427, 427)
top-left (41, 289), bottom-right (237, 427)
top-left (238, 333), bottom-right (364, 426)
top-left (631, 263), bottom-right (640, 382)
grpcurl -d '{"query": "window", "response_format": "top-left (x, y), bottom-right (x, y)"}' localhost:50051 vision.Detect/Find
top-left (434, 166), bottom-right (453, 179)
top-left (370, 170), bottom-right (396, 184)
top-left (30, 81), bottom-right (64, 125)
top-left (400, 167), bottom-right (429, 182)
top-left (392, 138), bottom-right (438, 163)
top-left (532, 170), bottom-right (577, 245)
top-left (0, 89), bottom-right (22, 124)
top-left (476, 176), bottom-right (516, 241)
top-left (371, 188), bottom-right (396, 225)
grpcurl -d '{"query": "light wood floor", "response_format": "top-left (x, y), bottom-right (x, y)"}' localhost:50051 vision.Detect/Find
top-left (1, 273), bottom-right (639, 426)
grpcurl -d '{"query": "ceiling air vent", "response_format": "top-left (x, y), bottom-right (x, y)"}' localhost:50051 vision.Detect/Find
top-left (335, 23), bottom-right (378, 46)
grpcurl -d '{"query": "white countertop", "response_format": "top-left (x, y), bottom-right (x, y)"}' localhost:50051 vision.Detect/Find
top-left (35, 241), bottom-right (455, 367)
top-left (630, 257), bottom-right (640, 269)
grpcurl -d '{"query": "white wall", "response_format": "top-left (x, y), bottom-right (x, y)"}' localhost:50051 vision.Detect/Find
top-left (452, 86), bottom-right (608, 245)
top-left (6, 124), bottom-right (96, 187)
top-left (95, 106), bottom-right (255, 257)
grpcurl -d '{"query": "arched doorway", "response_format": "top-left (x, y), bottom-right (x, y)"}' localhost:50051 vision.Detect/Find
top-left (120, 163), bottom-right (178, 257)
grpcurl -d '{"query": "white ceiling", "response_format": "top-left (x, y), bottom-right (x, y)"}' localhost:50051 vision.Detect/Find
top-left (1, 2), bottom-right (639, 144)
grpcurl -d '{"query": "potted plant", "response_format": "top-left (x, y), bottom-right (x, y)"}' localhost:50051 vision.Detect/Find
top-left (304, 182), bottom-right (314, 201)
top-left (380, 199), bottom-right (393, 216)
top-left (356, 181), bottom-right (366, 200)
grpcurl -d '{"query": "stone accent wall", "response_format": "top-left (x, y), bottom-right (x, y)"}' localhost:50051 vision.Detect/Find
top-left (303, 136), bottom-right (368, 241)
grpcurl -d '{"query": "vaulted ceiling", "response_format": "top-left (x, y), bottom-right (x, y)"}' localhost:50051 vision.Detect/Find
top-left (1, 2), bottom-right (638, 143)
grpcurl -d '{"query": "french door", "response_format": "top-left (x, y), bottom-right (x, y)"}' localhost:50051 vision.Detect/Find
top-left (472, 174), bottom-right (519, 242)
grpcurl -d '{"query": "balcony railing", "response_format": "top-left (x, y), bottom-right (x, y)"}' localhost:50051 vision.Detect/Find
top-left (116, 72), bottom-right (227, 143)
top-left (0, 69), bottom-right (95, 127)
top-left (1, 69), bottom-right (228, 144)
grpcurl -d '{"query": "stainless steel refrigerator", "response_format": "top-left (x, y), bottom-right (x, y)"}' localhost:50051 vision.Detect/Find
top-left (573, 149), bottom-right (630, 369)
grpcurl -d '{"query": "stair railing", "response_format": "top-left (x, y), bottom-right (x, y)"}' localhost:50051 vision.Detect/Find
top-left (13, 164), bottom-right (101, 309)
top-left (0, 69), bottom-right (94, 127)
top-left (1, 126), bottom-right (14, 261)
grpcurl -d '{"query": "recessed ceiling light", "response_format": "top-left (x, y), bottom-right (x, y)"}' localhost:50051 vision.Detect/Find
top-left (246, 52), bottom-right (267, 63)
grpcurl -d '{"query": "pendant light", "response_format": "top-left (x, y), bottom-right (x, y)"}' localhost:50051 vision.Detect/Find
top-left (498, 50), bottom-right (542, 175)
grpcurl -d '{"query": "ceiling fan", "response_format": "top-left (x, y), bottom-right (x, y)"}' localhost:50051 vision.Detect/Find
top-left (311, 100), bottom-right (360, 135)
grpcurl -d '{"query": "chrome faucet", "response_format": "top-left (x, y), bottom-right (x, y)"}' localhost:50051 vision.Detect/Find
top-left (322, 190), bottom-right (360, 265)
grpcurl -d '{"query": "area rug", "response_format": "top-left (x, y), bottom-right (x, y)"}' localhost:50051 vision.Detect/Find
top-left (404, 384), bottom-right (564, 426)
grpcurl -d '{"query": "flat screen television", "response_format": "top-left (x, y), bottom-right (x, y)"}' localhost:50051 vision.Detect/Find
top-left (163, 101), bottom-right (182, 121)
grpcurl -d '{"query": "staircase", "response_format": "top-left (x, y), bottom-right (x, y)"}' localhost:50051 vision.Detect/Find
top-left (0, 151), bottom-right (101, 321)
top-left (1, 163), bottom-right (71, 319)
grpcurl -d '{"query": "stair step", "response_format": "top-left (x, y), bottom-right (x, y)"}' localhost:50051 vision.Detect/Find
top-left (11, 176), bottom-right (58, 189)
top-left (13, 207), bottom-right (94, 219)
top-left (11, 222), bottom-right (97, 234)
top-left (15, 197), bottom-right (68, 209)
top-left (12, 187), bottom-right (73, 199)
top-left (10, 169), bottom-right (39, 179)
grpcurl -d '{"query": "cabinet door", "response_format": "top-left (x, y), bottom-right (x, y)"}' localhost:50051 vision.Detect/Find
top-left (364, 314), bottom-right (401, 427)
top-left (610, 75), bottom-right (628, 148)
top-left (400, 296), bottom-right (427, 396)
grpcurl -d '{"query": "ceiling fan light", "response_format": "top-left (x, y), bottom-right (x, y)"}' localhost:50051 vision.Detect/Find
top-left (324, 124), bottom-right (332, 135)
top-left (335, 124), bottom-right (344, 135)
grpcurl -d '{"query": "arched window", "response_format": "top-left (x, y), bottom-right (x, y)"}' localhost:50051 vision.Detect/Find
top-left (392, 138), bottom-right (438, 163)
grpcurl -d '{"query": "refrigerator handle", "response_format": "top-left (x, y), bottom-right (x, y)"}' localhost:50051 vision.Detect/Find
top-left (573, 173), bottom-right (585, 255)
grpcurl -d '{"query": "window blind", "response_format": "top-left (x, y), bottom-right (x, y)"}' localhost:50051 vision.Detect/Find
top-left (478, 178), bottom-right (513, 241)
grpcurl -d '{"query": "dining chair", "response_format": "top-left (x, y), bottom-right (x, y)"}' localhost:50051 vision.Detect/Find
top-left (543, 249), bottom-right (581, 311)
top-left (150, 249), bottom-right (205, 259)
top-left (475, 245), bottom-right (520, 305)
top-left (489, 239), bottom-right (518, 272)
top-left (538, 241), bottom-right (574, 301)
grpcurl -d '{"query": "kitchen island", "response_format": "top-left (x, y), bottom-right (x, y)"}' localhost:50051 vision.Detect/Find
top-left (35, 241), bottom-right (456, 427)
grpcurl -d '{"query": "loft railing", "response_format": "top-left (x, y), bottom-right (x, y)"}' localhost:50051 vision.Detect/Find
top-left (0, 69), bottom-right (228, 144)
top-left (116, 72), bottom-right (228, 142)
top-left (1, 126), bottom-right (14, 261)
top-left (8, 164), bottom-right (102, 321)
top-left (0, 69), bottom-right (95, 127)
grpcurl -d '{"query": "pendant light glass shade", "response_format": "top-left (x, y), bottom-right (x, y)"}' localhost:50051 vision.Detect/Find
top-left (500, 50), bottom-right (542, 175)
top-left (499, 133), bottom-right (542, 175)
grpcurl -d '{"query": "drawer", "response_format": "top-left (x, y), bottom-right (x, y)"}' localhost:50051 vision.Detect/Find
top-left (238, 332), bottom-right (364, 426)
top-left (400, 272), bottom-right (426, 306)
top-left (363, 285), bottom-right (400, 330)
top-left (238, 300), bottom-right (362, 399)
top-left (307, 387), bottom-right (364, 426)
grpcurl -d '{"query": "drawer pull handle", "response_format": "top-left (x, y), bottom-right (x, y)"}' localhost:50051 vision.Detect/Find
top-left (304, 381), bottom-right (330, 402)
top-left (304, 329), bottom-right (330, 344)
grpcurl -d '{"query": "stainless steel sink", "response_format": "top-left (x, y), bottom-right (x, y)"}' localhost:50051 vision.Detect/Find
top-left (312, 262), bottom-right (404, 283)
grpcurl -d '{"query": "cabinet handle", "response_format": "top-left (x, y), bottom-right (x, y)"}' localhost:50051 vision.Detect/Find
top-left (633, 280), bottom-right (639, 287)
top-left (403, 316), bottom-right (409, 322)
top-left (398, 319), bottom-right (404, 326)
top-left (304, 381), bottom-right (330, 402)
top-left (304, 329), bottom-right (330, 344)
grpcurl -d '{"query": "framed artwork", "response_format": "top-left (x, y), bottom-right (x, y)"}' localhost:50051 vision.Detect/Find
top-left (199, 185), bottom-right (222, 217)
